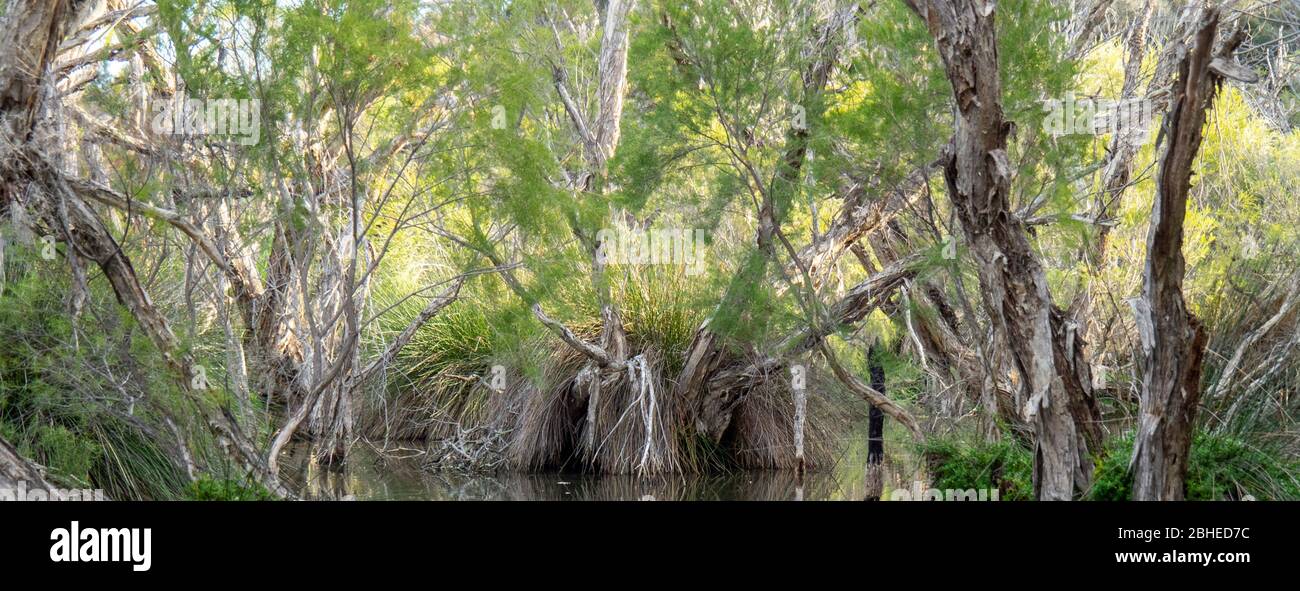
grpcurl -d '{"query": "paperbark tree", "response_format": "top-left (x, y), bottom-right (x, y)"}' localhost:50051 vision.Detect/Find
top-left (550, 0), bottom-right (638, 415)
top-left (905, 0), bottom-right (1101, 500)
top-left (1131, 7), bottom-right (1251, 500)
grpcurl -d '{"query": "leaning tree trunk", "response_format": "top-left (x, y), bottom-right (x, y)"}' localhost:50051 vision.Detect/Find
top-left (0, 0), bottom-right (290, 496)
top-left (1131, 8), bottom-right (1250, 501)
top-left (0, 434), bottom-right (52, 491)
top-left (906, 0), bottom-right (1101, 500)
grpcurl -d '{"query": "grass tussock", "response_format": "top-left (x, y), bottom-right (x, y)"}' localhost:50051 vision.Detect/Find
top-left (1200, 260), bottom-right (1300, 434)
top-left (726, 367), bottom-right (850, 471)
top-left (362, 265), bottom-right (858, 475)
top-left (185, 476), bottom-right (280, 501)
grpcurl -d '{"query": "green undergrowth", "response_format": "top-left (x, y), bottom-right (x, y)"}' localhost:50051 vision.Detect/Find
top-left (184, 477), bottom-right (279, 501)
top-left (1090, 432), bottom-right (1300, 501)
top-left (919, 436), bottom-right (1035, 501)
top-left (921, 429), bottom-right (1300, 501)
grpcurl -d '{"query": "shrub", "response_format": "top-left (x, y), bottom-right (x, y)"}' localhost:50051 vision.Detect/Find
top-left (920, 436), bottom-right (1034, 501)
top-left (185, 477), bottom-right (279, 501)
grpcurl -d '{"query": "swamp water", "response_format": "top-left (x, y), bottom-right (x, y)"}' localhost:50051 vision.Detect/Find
top-left (281, 422), bottom-right (922, 500)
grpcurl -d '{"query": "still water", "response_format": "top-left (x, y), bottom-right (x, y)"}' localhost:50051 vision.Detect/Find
top-left (281, 423), bottom-right (919, 500)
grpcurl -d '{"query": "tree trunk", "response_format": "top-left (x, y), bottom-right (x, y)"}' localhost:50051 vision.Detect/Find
top-left (1131, 8), bottom-right (1246, 500)
top-left (701, 252), bottom-right (923, 439)
top-left (864, 345), bottom-right (886, 501)
top-left (907, 0), bottom-right (1101, 499)
top-left (0, 434), bottom-right (52, 492)
top-left (0, 0), bottom-right (291, 496)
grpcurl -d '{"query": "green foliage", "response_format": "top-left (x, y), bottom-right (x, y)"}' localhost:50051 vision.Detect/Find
top-left (28, 425), bottom-right (101, 481)
top-left (6, 0), bottom-right (1300, 497)
top-left (1086, 441), bottom-right (1130, 500)
top-left (394, 279), bottom-right (542, 386)
top-left (615, 266), bottom-right (708, 376)
top-left (1089, 432), bottom-right (1300, 501)
top-left (90, 421), bottom-right (192, 501)
top-left (0, 264), bottom-right (190, 499)
top-left (920, 436), bottom-right (1035, 501)
top-left (832, 0), bottom-right (950, 172)
top-left (185, 477), bottom-right (279, 501)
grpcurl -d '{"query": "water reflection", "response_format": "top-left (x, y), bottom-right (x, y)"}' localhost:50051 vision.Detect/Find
top-left (282, 423), bottom-right (920, 501)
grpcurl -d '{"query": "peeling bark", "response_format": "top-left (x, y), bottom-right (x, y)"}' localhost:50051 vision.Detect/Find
top-left (0, 0), bottom-right (295, 496)
top-left (1131, 8), bottom-right (1243, 501)
top-left (907, 0), bottom-right (1101, 499)
top-left (0, 434), bottom-right (52, 491)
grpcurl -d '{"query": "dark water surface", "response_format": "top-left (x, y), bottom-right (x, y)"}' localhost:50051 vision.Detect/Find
top-left (283, 423), bottom-right (918, 500)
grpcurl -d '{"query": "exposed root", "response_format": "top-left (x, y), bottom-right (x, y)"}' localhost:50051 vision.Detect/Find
top-left (424, 424), bottom-right (510, 472)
